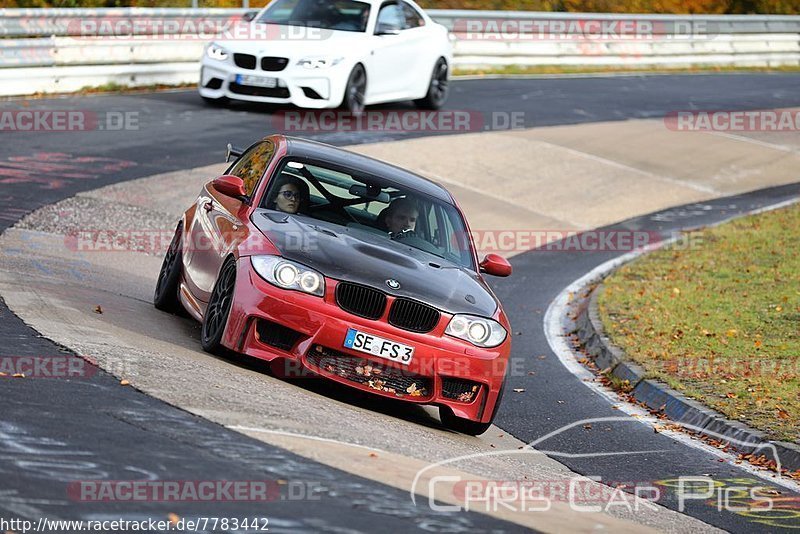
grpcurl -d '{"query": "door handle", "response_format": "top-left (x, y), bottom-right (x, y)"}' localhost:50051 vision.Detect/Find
top-left (203, 201), bottom-right (213, 212)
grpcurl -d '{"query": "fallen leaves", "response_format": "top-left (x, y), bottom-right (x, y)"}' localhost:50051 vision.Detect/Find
top-left (94, 305), bottom-right (103, 314)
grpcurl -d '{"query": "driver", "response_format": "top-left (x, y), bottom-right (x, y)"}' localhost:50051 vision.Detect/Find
top-left (383, 197), bottom-right (418, 235)
top-left (267, 175), bottom-right (309, 215)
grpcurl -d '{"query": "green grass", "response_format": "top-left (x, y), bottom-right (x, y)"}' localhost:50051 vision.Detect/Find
top-left (453, 64), bottom-right (800, 77)
top-left (598, 203), bottom-right (800, 443)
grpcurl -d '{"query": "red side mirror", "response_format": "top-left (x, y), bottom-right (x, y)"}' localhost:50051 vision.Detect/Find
top-left (480, 254), bottom-right (512, 277)
top-left (212, 175), bottom-right (247, 199)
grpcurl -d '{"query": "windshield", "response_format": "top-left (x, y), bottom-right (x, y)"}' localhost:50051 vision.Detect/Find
top-left (262, 159), bottom-right (476, 270)
top-left (258, 0), bottom-right (371, 33)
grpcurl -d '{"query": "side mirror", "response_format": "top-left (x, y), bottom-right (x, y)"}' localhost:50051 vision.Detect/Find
top-left (375, 23), bottom-right (401, 36)
top-left (480, 254), bottom-right (512, 277)
top-left (212, 175), bottom-right (247, 200)
top-left (242, 10), bottom-right (258, 22)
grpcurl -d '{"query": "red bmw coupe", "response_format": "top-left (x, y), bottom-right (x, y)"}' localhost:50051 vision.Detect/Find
top-left (154, 135), bottom-right (512, 435)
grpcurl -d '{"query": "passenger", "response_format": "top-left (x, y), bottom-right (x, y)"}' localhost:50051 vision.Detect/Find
top-left (267, 176), bottom-right (308, 214)
top-left (382, 197), bottom-right (419, 235)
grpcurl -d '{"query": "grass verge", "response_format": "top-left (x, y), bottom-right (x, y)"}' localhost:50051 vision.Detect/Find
top-left (598, 202), bottom-right (800, 443)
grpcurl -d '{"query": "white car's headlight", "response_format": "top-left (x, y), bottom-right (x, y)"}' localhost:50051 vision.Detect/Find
top-left (206, 43), bottom-right (229, 61)
top-left (445, 314), bottom-right (507, 348)
top-left (251, 256), bottom-right (324, 297)
top-left (297, 56), bottom-right (344, 69)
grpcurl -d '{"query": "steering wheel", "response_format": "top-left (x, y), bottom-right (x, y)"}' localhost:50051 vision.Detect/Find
top-left (390, 229), bottom-right (417, 240)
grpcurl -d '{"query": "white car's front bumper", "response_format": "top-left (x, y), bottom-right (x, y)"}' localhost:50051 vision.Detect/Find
top-left (199, 59), bottom-right (349, 109)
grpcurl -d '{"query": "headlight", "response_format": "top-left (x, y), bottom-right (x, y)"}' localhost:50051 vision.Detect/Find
top-left (251, 256), bottom-right (324, 297)
top-left (296, 56), bottom-right (344, 69)
top-left (206, 43), bottom-right (229, 61)
top-left (445, 314), bottom-right (506, 348)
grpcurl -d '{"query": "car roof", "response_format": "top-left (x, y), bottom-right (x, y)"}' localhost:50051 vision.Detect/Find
top-left (282, 136), bottom-right (453, 203)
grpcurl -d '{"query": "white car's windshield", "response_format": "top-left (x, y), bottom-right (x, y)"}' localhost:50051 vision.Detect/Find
top-left (258, 0), bottom-right (371, 33)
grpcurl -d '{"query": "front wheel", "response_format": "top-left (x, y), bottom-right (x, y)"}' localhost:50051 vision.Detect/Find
top-left (201, 258), bottom-right (237, 354)
top-left (414, 58), bottom-right (449, 110)
top-left (341, 64), bottom-right (367, 115)
top-left (154, 223), bottom-right (183, 313)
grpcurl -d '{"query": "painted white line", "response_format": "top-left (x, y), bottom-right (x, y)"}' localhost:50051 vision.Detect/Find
top-left (707, 130), bottom-right (800, 155)
top-left (227, 425), bottom-right (389, 454)
top-left (543, 195), bottom-right (800, 492)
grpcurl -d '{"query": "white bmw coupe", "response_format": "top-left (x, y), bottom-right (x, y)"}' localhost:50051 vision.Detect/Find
top-left (199, 0), bottom-right (452, 112)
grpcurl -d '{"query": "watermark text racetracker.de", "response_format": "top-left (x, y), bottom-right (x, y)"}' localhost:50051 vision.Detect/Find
top-left (65, 228), bottom-right (702, 256)
top-left (67, 16), bottom-right (330, 41)
top-left (665, 109), bottom-right (800, 132)
top-left (0, 111), bottom-right (139, 132)
top-left (0, 355), bottom-right (135, 380)
top-left (67, 479), bottom-right (324, 502)
top-left (468, 229), bottom-right (703, 254)
top-left (453, 17), bottom-right (716, 41)
top-left (273, 110), bottom-right (526, 133)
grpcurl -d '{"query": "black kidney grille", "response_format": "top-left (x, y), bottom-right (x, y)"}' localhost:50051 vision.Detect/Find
top-left (233, 53), bottom-right (257, 69)
top-left (261, 56), bottom-right (289, 71)
top-left (335, 282), bottom-right (386, 320)
top-left (388, 298), bottom-right (440, 333)
top-left (442, 377), bottom-right (483, 403)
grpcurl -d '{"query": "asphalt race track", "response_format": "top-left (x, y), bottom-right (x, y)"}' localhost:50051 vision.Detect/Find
top-left (2, 73), bottom-right (800, 532)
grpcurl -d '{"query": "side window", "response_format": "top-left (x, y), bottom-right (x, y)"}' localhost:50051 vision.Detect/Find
top-left (401, 2), bottom-right (425, 28)
top-left (227, 140), bottom-right (276, 197)
top-left (375, 2), bottom-right (404, 33)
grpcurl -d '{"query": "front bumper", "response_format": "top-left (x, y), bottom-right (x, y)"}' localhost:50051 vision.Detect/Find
top-left (223, 260), bottom-right (509, 423)
top-left (199, 59), bottom-right (348, 109)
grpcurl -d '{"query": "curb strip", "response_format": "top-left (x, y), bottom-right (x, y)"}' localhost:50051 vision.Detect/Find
top-left (574, 283), bottom-right (800, 473)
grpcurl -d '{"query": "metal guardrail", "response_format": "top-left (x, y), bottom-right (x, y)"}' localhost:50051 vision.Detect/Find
top-left (427, 10), bottom-right (800, 34)
top-left (0, 8), bottom-right (797, 96)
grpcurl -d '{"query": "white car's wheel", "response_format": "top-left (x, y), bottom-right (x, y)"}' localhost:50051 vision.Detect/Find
top-left (341, 65), bottom-right (367, 115)
top-left (414, 58), bottom-right (449, 110)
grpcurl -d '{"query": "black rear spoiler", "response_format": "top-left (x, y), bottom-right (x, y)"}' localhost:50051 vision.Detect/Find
top-left (225, 143), bottom-right (244, 163)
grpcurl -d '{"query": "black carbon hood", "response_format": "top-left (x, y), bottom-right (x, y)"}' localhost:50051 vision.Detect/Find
top-left (251, 210), bottom-right (498, 317)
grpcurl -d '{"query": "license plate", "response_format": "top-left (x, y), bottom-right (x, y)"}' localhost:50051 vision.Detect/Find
top-left (343, 328), bottom-right (414, 365)
top-left (236, 74), bottom-right (278, 88)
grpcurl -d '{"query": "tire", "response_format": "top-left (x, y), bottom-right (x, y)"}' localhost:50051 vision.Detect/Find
top-left (201, 258), bottom-right (237, 354)
top-left (341, 64), bottom-right (367, 115)
top-left (153, 224), bottom-right (184, 313)
top-left (440, 377), bottom-right (506, 436)
top-left (201, 95), bottom-right (229, 107)
top-left (414, 57), bottom-right (449, 110)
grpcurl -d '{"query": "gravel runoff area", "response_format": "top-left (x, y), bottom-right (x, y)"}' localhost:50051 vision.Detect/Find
top-left (599, 202), bottom-right (800, 444)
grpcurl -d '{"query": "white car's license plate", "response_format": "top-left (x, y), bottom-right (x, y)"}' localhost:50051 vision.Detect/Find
top-left (343, 328), bottom-right (414, 365)
top-left (236, 74), bottom-right (278, 88)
